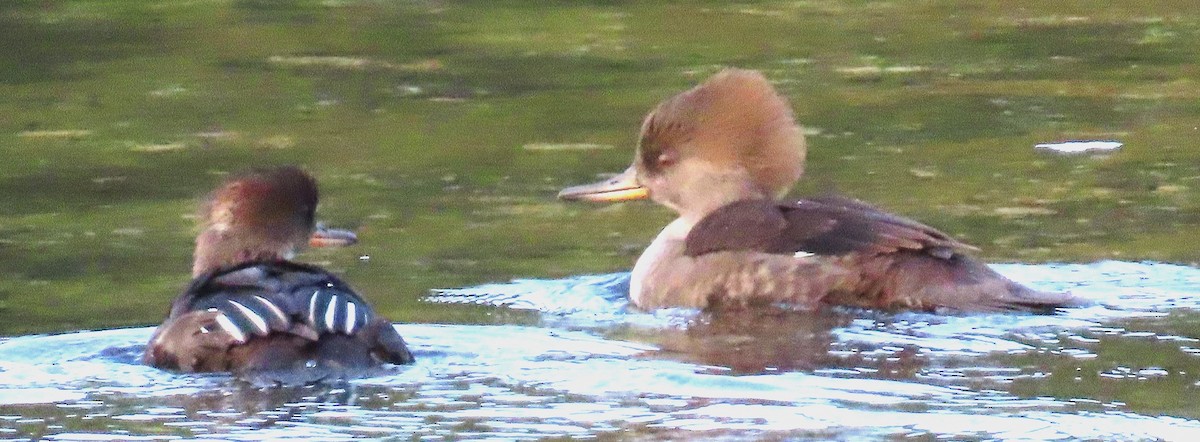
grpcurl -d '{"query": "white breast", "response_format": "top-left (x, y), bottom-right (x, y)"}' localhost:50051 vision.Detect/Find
top-left (629, 217), bottom-right (694, 307)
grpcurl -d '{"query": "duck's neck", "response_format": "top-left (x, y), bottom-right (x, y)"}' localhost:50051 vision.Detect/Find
top-left (191, 229), bottom-right (294, 277)
top-left (657, 164), bottom-right (771, 222)
top-left (630, 217), bottom-right (696, 309)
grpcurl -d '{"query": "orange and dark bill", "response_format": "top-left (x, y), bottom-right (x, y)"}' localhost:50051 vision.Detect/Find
top-left (309, 225), bottom-right (358, 248)
top-left (557, 166), bottom-right (648, 202)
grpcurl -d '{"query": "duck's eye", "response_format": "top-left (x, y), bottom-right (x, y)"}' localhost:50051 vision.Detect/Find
top-left (657, 150), bottom-right (676, 167)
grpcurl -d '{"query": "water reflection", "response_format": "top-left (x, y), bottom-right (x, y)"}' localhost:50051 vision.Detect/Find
top-left (651, 308), bottom-right (848, 374)
top-left (0, 319), bottom-right (1197, 439)
top-left (5, 0), bottom-right (1200, 438)
top-left (2, 260), bottom-right (1190, 439)
top-left (5, 262), bottom-right (1194, 438)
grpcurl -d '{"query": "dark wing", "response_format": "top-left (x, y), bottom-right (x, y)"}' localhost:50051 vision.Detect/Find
top-left (684, 196), bottom-right (976, 258)
top-left (170, 261), bottom-right (373, 341)
top-left (681, 199), bottom-right (791, 256)
top-left (147, 260), bottom-right (414, 374)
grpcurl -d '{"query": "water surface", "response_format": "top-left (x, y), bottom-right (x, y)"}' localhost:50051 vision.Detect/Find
top-left (3, 262), bottom-right (1200, 439)
top-left (3, 0), bottom-right (1200, 439)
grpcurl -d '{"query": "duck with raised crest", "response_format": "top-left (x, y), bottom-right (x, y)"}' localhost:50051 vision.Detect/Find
top-left (560, 69), bottom-right (1083, 312)
top-left (144, 166), bottom-right (413, 382)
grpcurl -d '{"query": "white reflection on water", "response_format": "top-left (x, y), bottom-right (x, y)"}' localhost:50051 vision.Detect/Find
top-left (1, 261), bottom-right (1200, 440)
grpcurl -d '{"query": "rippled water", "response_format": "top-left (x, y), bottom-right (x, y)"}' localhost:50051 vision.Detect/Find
top-left (5, 0), bottom-right (1200, 439)
top-left (2, 261), bottom-right (1199, 440)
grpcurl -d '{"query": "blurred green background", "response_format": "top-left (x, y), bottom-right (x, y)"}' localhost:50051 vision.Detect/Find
top-left (2, 0), bottom-right (1199, 335)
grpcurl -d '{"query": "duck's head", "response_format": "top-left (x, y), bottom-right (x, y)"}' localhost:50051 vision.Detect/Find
top-left (191, 166), bottom-right (357, 276)
top-left (559, 69), bottom-right (805, 220)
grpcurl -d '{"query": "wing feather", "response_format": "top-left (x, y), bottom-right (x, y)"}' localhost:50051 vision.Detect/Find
top-left (684, 196), bottom-right (976, 259)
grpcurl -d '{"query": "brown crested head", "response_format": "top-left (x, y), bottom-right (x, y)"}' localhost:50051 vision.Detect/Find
top-left (191, 166), bottom-right (319, 276)
top-left (635, 69), bottom-right (805, 217)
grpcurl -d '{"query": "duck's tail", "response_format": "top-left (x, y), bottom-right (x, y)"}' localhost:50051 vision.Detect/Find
top-left (864, 252), bottom-right (1087, 313)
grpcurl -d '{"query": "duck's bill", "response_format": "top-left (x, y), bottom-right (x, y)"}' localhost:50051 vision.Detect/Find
top-left (309, 225), bottom-right (358, 247)
top-left (557, 166), bottom-right (648, 202)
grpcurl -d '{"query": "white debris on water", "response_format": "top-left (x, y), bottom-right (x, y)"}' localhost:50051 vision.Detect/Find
top-left (266, 55), bottom-right (442, 72)
top-left (522, 143), bottom-right (613, 151)
top-left (1034, 140), bottom-right (1123, 154)
top-left (130, 142), bottom-right (186, 152)
top-left (17, 130), bottom-right (92, 139)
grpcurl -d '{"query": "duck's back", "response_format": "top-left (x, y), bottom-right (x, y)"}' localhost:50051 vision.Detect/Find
top-left (144, 261), bottom-right (413, 382)
top-left (683, 196), bottom-right (1084, 312)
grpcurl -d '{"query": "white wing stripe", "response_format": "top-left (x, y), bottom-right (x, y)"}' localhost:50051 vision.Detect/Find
top-left (344, 302), bottom-right (357, 334)
top-left (324, 295), bottom-right (340, 332)
top-left (308, 290), bottom-right (320, 326)
top-left (227, 300), bottom-right (269, 336)
top-left (213, 312), bottom-right (247, 344)
top-left (253, 295), bottom-right (288, 326)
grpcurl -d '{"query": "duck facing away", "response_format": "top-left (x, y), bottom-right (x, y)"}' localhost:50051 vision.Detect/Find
top-left (144, 167), bottom-right (413, 382)
top-left (560, 69), bottom-right (1082, 313)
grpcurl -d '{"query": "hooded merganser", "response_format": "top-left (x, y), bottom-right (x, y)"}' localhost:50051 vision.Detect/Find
top-left (560, 69), bottom-right (1082, 312)
top-left (143, 167), bottom-right (413, 380)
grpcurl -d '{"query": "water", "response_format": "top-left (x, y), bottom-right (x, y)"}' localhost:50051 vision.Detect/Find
top-left (1, 262), bottom-right (1199, 440)
top-left (4, 0), bottom-right (1200, 439)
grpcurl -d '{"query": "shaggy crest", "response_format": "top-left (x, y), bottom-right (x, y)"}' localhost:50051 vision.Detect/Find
top-left (192, 167), bottom-right (318, 276)
top-left (637, 69), bottom-right (805, 197)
